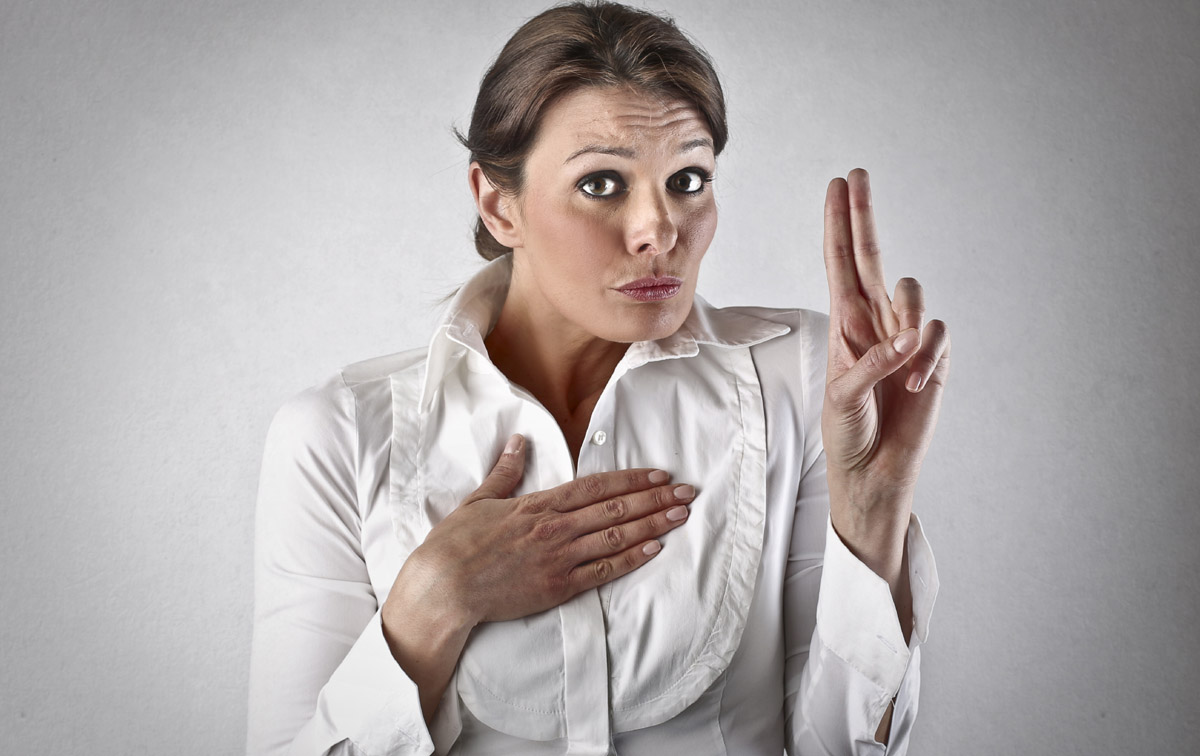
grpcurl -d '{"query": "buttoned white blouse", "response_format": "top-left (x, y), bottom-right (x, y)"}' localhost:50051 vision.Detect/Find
top-left (246, 255), bottom-right (939, 756)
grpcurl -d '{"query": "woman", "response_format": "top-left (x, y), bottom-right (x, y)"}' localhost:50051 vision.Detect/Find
top-left (247, 2), bottom-right (950, 755)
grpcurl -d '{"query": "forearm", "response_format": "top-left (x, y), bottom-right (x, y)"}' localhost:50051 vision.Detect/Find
top-left (382, 560), bottom-right (476, 723)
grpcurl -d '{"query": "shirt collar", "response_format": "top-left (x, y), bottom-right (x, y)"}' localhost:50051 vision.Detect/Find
top-left (418, 254), bottom-right (792, 411)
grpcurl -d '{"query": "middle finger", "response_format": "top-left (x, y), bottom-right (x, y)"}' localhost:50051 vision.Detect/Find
top-left (847, 168), bottom-right (889, 299)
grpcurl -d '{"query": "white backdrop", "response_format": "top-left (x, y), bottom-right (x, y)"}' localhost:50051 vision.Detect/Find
top-left (2, 0), bottom-right (1197, 753)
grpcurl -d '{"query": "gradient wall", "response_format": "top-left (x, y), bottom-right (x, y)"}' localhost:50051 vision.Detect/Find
top-left (2, 0), bottom-right (1197, 753)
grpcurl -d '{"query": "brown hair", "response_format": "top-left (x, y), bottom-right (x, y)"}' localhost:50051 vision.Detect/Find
top-left (459, 1), bottom-right (728, 260)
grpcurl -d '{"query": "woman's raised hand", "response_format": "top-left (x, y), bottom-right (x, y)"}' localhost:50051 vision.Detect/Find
top-left (381, 434), bottom-right (692, 719)
top-left (820, 169), bottom-right (951, 599)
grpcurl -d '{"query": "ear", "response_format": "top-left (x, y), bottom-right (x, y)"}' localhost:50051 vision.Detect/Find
top-left (468, 163), bottom-right (522, 249)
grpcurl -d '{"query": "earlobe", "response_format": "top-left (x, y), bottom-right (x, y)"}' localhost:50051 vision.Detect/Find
top-left (468, 163), bottom-right (522, 248)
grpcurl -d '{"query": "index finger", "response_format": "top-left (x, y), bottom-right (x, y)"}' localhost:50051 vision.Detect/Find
top-left (823, 177), bottom-right (859, 298)
top-left (544, 468), bottom-right (670, 512)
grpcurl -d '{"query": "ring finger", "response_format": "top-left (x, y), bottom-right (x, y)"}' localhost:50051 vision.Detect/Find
top-left (892, 276), bottom-right (925, 333)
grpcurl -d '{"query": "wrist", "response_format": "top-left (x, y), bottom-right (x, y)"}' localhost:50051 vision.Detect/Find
top-left (384, 555), bottom-right (478, 648)
top-left (828, 472), bottom-right (912, 587)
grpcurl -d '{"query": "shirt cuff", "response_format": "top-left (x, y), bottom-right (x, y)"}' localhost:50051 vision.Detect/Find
top-left (815, 513), bottom-right (939, 696)
top-left (291, 611), bottom-right (462, 755)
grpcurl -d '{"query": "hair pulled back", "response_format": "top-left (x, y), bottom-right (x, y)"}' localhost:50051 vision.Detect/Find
top-left (460, 1), bottom-right (727, 260)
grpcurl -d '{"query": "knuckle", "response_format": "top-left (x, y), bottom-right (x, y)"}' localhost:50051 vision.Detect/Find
top-left (592, 559), bottom-right (613, 583)
top-left (831, 241), bottom-right (853, 259)
top-left (857, 241), bottom-right (883, 257)
top-left (519, 493), bottom-right (549, 514)
top-left (623, 548), bottom-right (641, 571)
top-left (934, 355), bottom-right (952, 380)
top-left (912, 353), bottom-right (939, 374)
top-left (580, 475), bottom-right (606, 500)
top-left (491, 456), bottom-right (516, 477)
top-left (603, 497), bottom-right (627, 521)
top-left (864, 345), bottom-right (891, 370)
top-left (531, 516), bottom-right (564, 543)
top-left (602, 525), bottom-right (624, 550)
top-left (925, 321), bottom-right (951, 353)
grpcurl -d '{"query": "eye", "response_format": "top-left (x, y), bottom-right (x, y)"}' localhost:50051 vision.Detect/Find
top-left (577, 172), bottom-right (624, 198)
top-left (668, 168), bottom-right (711, 195)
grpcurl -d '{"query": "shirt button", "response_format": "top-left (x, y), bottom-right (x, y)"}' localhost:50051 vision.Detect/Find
top-left (591, 430), bottom-right (608, 446)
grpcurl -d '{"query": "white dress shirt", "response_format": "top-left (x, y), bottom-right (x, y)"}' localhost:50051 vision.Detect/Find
top-left (246, 255), bottom-right (939, 756)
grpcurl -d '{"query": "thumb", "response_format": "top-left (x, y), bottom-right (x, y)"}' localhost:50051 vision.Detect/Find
top-left (463, 434), bottom-right (526, 504)
top-left (827, 329), bottom-right (920, 409)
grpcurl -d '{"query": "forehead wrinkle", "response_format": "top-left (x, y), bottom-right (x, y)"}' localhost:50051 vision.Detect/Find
top-left (610, 107), bottom-right (701, 131)
top-left (544, 89), bottom-right (713, 165)
top-left (568, 117), bottom-right (710, 156)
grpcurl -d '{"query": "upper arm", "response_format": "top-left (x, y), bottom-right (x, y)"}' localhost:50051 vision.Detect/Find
top-left (246, 376), bottom-right (378, 754)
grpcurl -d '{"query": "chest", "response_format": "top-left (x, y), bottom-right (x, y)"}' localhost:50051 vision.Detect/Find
top-left (384, 345), bottom-right (776, 741)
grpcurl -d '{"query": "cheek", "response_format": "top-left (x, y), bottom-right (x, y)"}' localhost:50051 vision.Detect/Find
top-left (525, 190), bottom-right (606, 249)
top-left (521, 198), bottom-right (616, 295)
top-left (678, 202), bottom-right (718, 257)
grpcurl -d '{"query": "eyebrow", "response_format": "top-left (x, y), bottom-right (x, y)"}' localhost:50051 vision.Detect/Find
top-left (563, 138), bottom-right (714, 164)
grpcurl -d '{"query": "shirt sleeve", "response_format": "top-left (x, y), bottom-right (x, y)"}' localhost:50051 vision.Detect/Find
top-left (781, 313), bottom-right (940, 756)
top-left (245, 376), bottom-right (452, 756)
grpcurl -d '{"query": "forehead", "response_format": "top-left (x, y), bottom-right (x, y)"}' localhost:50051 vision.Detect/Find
top-left (533, 86), bottom-right (713, 157)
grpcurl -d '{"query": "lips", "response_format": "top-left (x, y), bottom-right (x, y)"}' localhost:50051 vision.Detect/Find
top-left (615, 276), bottom-right (684, 302)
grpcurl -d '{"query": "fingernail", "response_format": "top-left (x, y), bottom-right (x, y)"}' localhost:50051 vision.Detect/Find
top-left (648, 470), bottom-right (669, 484)
top-left (643, 540), bottom-right (662, 556)
top-left (673, 485), bottom-right (695, 501)
top-left (666, 505), bottom-right (689, 521)
top-left (504, 434), bottom-right (522, 455)
top-left (906, 372), bottom-right (923, 392)
top-left (894, 329), bottom-right (919, 353)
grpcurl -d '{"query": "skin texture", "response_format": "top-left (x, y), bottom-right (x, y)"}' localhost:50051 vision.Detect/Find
top-left (381, 87), bottom-right (952, 745)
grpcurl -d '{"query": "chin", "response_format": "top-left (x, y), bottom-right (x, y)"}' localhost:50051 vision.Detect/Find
top-left (605, 299), bottom-right (692, 343)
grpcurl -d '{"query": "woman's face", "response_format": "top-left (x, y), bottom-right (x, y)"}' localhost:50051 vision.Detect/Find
top-left (503, 86), bottom-right (718, 345)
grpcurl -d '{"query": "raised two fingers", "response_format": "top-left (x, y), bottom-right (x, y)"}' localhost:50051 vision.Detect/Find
top-left (823, 169), bottom-right (889, 302)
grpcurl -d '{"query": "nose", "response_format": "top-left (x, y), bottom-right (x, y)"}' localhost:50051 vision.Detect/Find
top-left (625, 187), bottom-right (677, 256)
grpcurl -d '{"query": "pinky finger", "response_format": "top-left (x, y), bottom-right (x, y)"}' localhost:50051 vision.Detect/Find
top-left (905, 319), bottom-right (951, 392)
top-left (567, 540), bottom-right (662, 596)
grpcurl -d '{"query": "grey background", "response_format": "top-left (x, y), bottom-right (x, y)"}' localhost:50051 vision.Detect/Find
top-left (2, 0), bottom-right (1197, 753)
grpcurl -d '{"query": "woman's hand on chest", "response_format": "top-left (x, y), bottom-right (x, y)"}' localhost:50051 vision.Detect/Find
top-left (379, 433), bottom-right (694, 719)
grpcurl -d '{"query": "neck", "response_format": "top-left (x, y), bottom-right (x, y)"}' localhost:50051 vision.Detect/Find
top-left (484, 285), bottom-right (629, 452)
